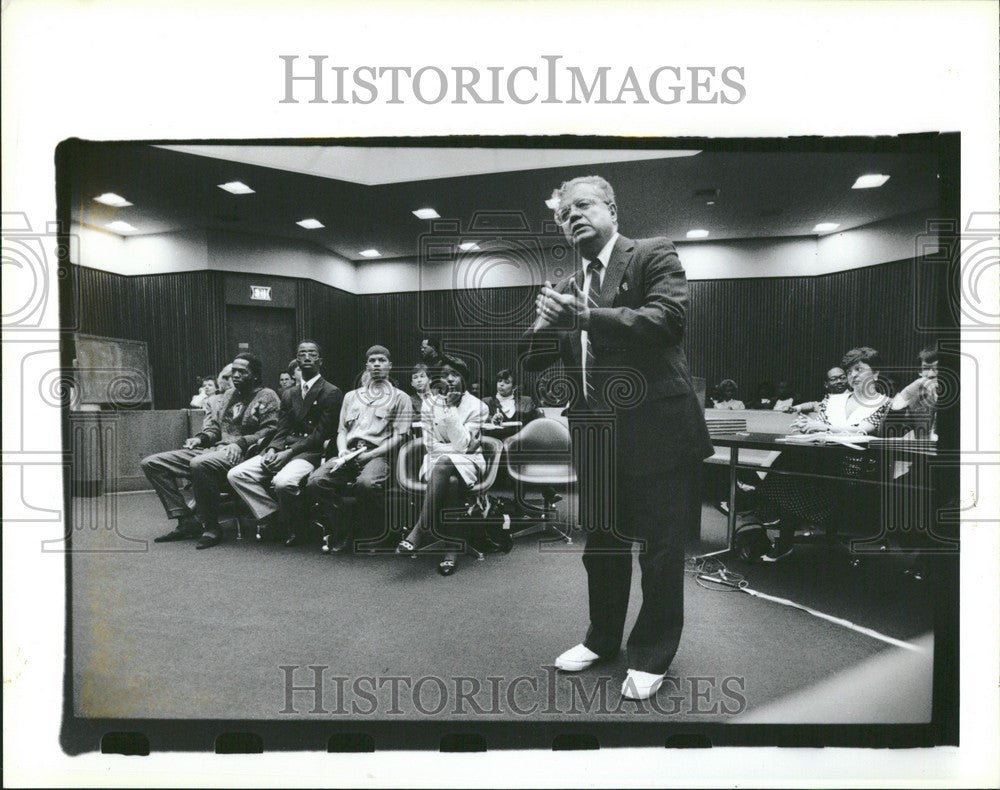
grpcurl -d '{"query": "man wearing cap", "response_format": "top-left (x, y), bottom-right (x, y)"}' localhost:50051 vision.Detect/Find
top-left (306, 345), bottom-right (412, 552)
top-left (522, 175), bottom-right (713, 700)
top-left (227, 339), bottom-right (343, 544)
top-left (141, 352), bottom-right (281, 549)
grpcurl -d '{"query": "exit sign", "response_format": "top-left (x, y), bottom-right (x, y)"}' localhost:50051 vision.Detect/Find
top-left (250, 286), bottom-right (272, 301)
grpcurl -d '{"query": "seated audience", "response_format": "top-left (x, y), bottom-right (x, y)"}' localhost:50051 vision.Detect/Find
top-left (890, 347), bottom-right (939, 439)
top-left (482, 369), bottom-right (544, 426)
top-left (142, 353), bottom-right (280, 548)
top-left (772, 380), bottom-right (798, 411)
top-left (710, 379), bottom-right (745, 410)
top-left (419, 335), bottom-right (444, 369)
top-left (789, 366), bottom-right (848, 414)
top-left (306, 345), bottom-right (412, 552)
top-left (190, 376), bottom-right (219, 409)
top-left (396, 355), bottom-right (489, 577)
top-left (227, 340), bottom-right (343, 545)
top-left (744, 382), bottom-right (774, 411)
top-left (756, 347), bottom-right (892, 561)
top-left (217, 364), bottom-right (234, 395)
top-left (409, 363), bottom-right (433, 418)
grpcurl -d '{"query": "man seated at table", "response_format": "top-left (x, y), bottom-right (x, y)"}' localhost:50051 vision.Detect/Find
top-left (227, 340), bottom-right (343, 545)
top-left (141, 353), bottom-right (281, 548)
top-left (306, 345), bottom-right (412, 553)
top-left (482, 368), bottom-right (544, 427)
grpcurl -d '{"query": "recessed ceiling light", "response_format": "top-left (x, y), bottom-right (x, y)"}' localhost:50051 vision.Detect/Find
top-left (412, 208), bottom-right (440, 220)
top-left (93, 192), bottom-right (133, 207)
top-left (851, 174), bottom-right (890, 189)
top-left (545, 197), bottom-right (560, 210)
top-left (706, 201), bottom-right (716, 206)
top-left (218, 181), bottom-right (255, 194)
top-left (458, 242), bottom-right (480, 252)
top-left (686, 229), bottom-right (710, 239)
top-left (105, 221), bottom-right (138, 234)
top-left (296, 218), bottom-right (324, 229)
top-left (814, 222), bottom-right (840, 233)
top-left (359, 249), bottom-right (381, 258)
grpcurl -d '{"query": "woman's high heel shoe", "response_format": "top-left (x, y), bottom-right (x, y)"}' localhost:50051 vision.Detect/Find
top-left (437, 556), bottom-right (457, 576)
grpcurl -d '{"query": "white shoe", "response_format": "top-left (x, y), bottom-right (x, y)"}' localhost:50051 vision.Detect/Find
top-left (554, 644), bottom-right (600, 672)
top-left (621, 669), bottom-right (664, 700)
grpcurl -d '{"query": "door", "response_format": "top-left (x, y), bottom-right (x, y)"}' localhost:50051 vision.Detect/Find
top-left (225, 306), bottom-right (297, 393)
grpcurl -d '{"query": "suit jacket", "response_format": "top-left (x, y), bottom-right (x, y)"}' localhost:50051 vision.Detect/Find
top-left (521, 235), bottom-right (713, 472)
top-left (265, 376), bottom-right (343, 459)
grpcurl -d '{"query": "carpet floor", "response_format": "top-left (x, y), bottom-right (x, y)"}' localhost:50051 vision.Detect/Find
top-left (69, 490), bottom-right (939, 723)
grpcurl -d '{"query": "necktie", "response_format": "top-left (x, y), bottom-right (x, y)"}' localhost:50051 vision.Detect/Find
top-left (301, 383), bottom-right (309, 399)
top-left (584, 259), bottom-right (603, 404)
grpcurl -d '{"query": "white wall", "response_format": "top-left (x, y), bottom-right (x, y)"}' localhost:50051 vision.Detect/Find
top-left (72, 223), bottom-right (356, 291)
top-left (205, 229), bottom-right (356, 291)
top-left (74, 210), bottom-right (934, 292)
top-left (353, 210), bottom-right (935, 293)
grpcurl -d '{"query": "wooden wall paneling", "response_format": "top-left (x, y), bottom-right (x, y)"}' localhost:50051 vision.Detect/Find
top-left (71, 257), bottom-right (943, 411)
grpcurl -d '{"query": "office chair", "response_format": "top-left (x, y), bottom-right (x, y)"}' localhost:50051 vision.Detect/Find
top-left (503, 417), bottom-right (576, 544)
top-left (394, 435), bottom-right (505, 561)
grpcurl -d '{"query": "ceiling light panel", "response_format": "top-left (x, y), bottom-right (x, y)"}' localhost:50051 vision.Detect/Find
top-left (218, 181), bottom-right (255, 194)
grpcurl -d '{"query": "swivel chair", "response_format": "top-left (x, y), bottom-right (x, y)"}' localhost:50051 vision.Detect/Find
top-left (503, 417), bottom-right (576, 544)
top-left (395, 435), bottom-right (506, 561)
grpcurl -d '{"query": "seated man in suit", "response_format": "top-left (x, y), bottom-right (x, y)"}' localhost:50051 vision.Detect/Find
top-left (227, 339), bottom-right (343, 545)
top-left (141, 353), bottom-right (281, 549)
top-left (482, 368), bottom-right (544, 427)
top-left (306, 345), bottom-right (412, 553)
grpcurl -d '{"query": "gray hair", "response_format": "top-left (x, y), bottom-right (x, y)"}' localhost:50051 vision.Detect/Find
top-left (551, 175), bottom-right (617, 211)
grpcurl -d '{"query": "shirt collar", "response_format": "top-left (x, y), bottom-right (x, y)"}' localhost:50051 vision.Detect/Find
top-left (582, 232), bottom-right (619, 273)
top-left (301, 373), bottom-right (321, 392)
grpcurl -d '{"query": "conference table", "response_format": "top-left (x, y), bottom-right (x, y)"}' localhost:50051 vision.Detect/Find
top-left (702, 432), bottom-right (939, 559)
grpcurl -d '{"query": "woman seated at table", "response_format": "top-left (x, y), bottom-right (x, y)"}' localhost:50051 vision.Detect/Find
top-left (396, 355), bottom-right (490, 576)
top-left (755, 346), bottom-right (892, 561)
top-left (482, 368), bottom-right (543, 427)
top-left (710, 379), bottom-right (745, 410)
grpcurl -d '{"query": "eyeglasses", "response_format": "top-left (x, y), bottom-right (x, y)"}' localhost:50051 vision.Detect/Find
top-left (297, 349), bottom-right (320, 359)
top-left (555, 197), bottom-right (608, 225)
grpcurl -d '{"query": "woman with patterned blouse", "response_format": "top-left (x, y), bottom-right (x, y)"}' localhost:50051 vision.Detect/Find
top-left (396, 355), bottom-right (489, 576)
top-left (757, 347), bottom-right (892, 561)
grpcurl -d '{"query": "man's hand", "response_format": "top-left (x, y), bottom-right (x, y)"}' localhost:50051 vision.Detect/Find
top-left (538, 281), bottom-right (590, 327)
top-left (261, 448), bottom-right (293, 472)
top-left (445, 389), bottom-right (463, 408)
top-left (182, 437), bottom-right (202, 450)
top-left (219, 443), bottom-right (242, 464)
top-left (491, 411), bottom-right (505, 426)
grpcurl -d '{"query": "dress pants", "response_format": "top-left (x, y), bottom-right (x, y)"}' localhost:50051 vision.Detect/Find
top-left (306, 455), bottom-right (391, 539)
top-left (571, 416), bottom-right (699, 675)
top-left (140, 446), bottom-right (243, 524)
top-left (227, 454), bottom-right (318, 522)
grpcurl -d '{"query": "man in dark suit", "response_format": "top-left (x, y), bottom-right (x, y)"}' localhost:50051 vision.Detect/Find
top-left (522, 175), bottom-right (713, 700)
top-left (227, 339), bottom-right (343, 544)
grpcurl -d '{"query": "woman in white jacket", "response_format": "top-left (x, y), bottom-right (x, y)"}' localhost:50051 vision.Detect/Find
top-left (396, 355), bottom-right (489, 576)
